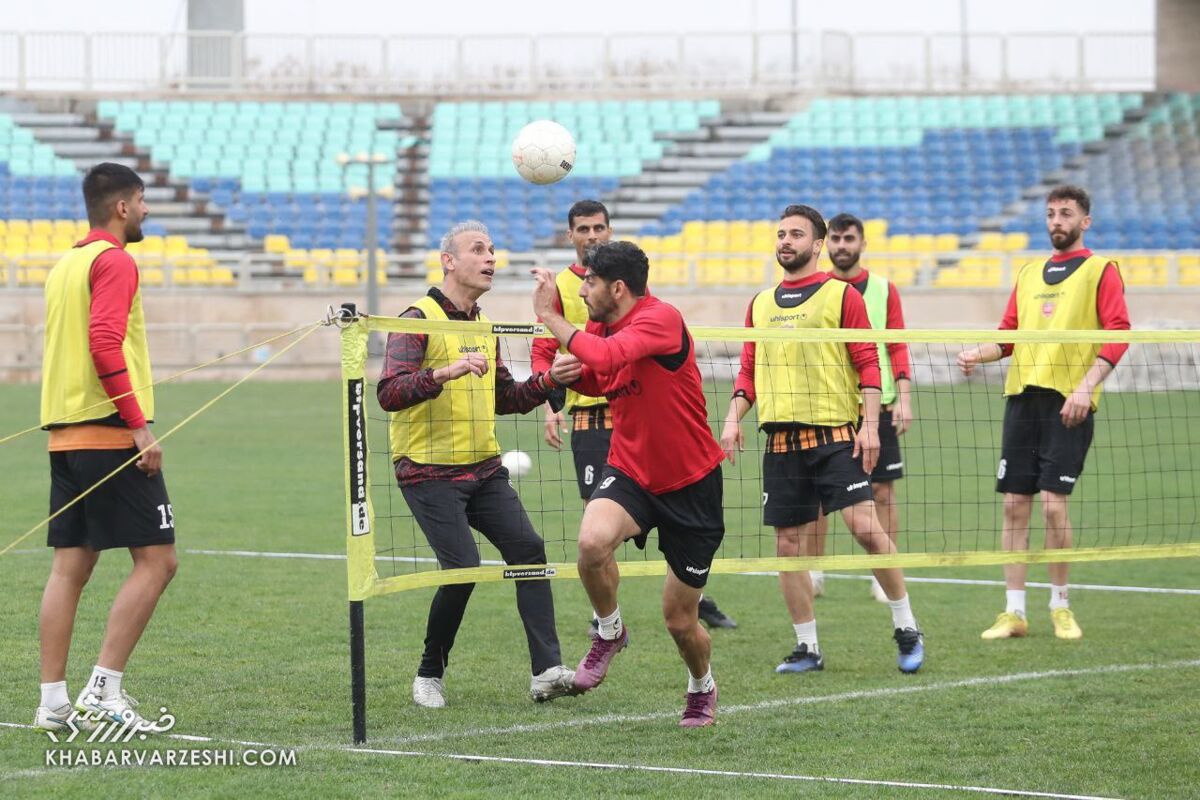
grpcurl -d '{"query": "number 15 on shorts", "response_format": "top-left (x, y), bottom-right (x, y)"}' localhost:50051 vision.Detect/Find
top-left (157, 504), bottom-right (175, 530)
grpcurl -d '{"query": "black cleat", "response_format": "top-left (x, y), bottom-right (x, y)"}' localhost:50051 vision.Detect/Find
top-left (775, 642), bottom-right (825, 673)
top-left (698, 596), bottom-right (737, 629)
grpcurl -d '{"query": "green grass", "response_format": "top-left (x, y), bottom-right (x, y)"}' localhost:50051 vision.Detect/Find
top-left (1, 381), bottom-right (1198, 798)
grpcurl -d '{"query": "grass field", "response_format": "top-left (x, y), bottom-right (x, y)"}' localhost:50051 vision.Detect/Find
top-left (1, 379), bottom-right (1198, 799)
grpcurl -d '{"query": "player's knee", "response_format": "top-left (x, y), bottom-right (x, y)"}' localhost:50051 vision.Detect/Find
top-left (873, 484), bottom-right (894, 507)
top-left (1003, 493), bottom-right (1033, 521)
top-left (1042, 494), bottom-right (1071, 529)
top-left (663, 604), bottom-right (697, 641)
top-left (775, 528), bottom-right (801, 557)
top-left (577, 527), bottom-right (613, 568)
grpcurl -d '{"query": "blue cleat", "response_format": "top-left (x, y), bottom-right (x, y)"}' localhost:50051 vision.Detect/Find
top-left (894, 628), bottom-right (924, 673)
top-left (775, 643), bottom-right (825, 674)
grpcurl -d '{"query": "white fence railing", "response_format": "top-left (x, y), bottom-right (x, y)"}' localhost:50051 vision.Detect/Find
top-left (0, 29), bottom-right (1155, 96)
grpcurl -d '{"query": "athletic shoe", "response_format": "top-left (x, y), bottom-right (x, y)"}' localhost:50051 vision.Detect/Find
top-left (1051, 608), bottom-right (1083, 640)
top-left (775, 643), bottom-right (825, 674)
top-left (573, 626), bottom-right (629, 691)
top-left (811, 571), bottom-right (825, 597)
top-left (981, 611), bottom-right (1029, 640)
top-left (75, 688), bottom-right (146, 728)
top-left (33, 703), bottom-right (94, 734)
top-left (698, 597), bottom-right (737, 629)
top-left (679, 682), bottom-right (718, 728)
top-left (530, 665), bottom-right (580, 702)
top-left (894, 627), bottom-right (925, 674)
top-left (412, 676), bottom-right (447, 708)
top-left (870, 577), bottom-right (889, 603)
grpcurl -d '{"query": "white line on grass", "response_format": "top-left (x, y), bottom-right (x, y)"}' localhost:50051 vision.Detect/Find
top-left (0, 719), bottom-right (1125, 798)
top-left (382, 658), bottom-right (1200, 746)
top-left (10, 547), bottom-right (1199, 596)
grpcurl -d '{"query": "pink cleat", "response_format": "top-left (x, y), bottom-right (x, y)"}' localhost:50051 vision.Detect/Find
top-left (573, 626), bottom-right (629, 691)
top-left (679, 682), bottom-right (718, 728)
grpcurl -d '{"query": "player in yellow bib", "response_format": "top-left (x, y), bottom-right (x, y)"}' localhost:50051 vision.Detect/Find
top-left (35, 164), bottom-right (176, 735)
top-left (377, 220), bottom-right (582, 707)
top-left (721, 205), bottom-right (925, 675)
top-left (958, 186), bottom-right (1131, 641)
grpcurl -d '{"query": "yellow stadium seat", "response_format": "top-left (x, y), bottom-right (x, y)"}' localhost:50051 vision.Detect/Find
top-left (140, 236), bottom-right (165, 254)
top-left (863, 219), bottom-right (888, 241)
top-left (1178, 254), bottom-right (1200, 269)
top-left (185, 267), bottom-right (212, 285)
top-left (31, 219), bottom-right (54, 237)
top-left (141, 268), bottom-right (165, 286)
top-left (425, 268), bottom-right (442, 285)
top-left (977, 232), bottom-right (1005, 251)
top-left (263, 234), bottom-right (290, 254)
top-left (1180, 267), bottom-right (1200, 286)
top-left (332, 267), bottom-right (360, 286)
top-left (53, 220), bottom-right (77, 237)
top-left (283, 250), bottom-right (310, 271)
top-left (649, 258), bottom-right (689, 287)
top-left (5, 238), bottom-right (28, 257)
top-left (0, 220), bottom-right (7, 236)
top-left (304, 267), bottom-right (324, 284)
top-left (933, 234), bottom-right (959, 252)
top-left (659, 235), bottom-right (684, 256)
top-left (210, 266), bottom-right (236, 286)
top-left (910, 234), bottom-right (935, 254)
top-left (7, 220), bottom-right (30, 237)
top-left (494, 249), bottom-right (511, 270)
top-left (888, 234), bottom-right (913, 253)
top-left (639, 237), bottom-right (662, 255)
top-left (1002, 232), bottom-right (1030, 251)
top-left (19, 267), bottom-right (50, 285)
top-left (26, 235), bottom-right (52, 254)
top-left (333, 248), bottom-right (362, 268)
top-left (169, 265), bottom-right (190, 286)
top-left (309, 248), bottom-right (334, 266)
top-left (165, 236), bottom-right (189, 255)
top-left (75, 220), bottom-right (89, 236)
top-left (934, 267), bottom-right (964, 287)
top-left (362, 267), bottom-right (387, 285)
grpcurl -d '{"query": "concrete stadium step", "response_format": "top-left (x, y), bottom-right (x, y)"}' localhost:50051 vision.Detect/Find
top-left (7, 112), bottom-right (87, 127)
top-left (70, 155), bottom-right (139, 170)
top-left (51, 141), bottom-right (126, 158)
top-left (609, 185), bottom-right (692, 202)
top-left (27, 126), bottom-right (101, 142)
top-left (711, 124), bottom-right (788, 141)
top-left (668, 141), bottom-right (756, 158)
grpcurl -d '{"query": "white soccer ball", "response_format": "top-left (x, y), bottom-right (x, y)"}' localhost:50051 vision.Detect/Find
top-left (511, 120), bottom-right (575, 185)
top-left (501, 450), bottom-right (533, 478)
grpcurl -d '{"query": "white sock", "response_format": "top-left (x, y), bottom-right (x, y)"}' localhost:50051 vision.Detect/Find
top-left (1049, 584), bottom-right (1069, 610)
top-left (86, 666), bottom-right (123, 701)
top-left (793, 620), bottom-right (818, 651)
top-left (1006, 589), bottom-right (1027, 618)
top-left (40, 681), bottom-right (69, 710)
top-left (887, 594), bottom-right (918, 630)
top-left (596, 607), bottom-right (623, 641)
top-left (687, 668), bottom-right (715, 694)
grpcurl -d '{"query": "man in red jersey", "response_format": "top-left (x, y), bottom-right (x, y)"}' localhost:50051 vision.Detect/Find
top-left (958, 185), bottom-right (1130, 642)
top-left (814, 212), bottom-right (915, 603)
top-left (531, 200), bottom-right (736, 633)
top-left (532, 241), bottom-right (726, 727)
top-left (720, 205), bottom-right (925, 676)
top-left (36, 163), bottom-right (176, 734)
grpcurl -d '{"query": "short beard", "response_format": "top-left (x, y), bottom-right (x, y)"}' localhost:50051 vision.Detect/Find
top-left (125, 221), bottom-right (145, 243)
top-left (1050, 228), bottom-right (1080, 251)
top-left (830, 252), bottom-right (859, 272)
top-left (776, 250), bottom-right (812, 273)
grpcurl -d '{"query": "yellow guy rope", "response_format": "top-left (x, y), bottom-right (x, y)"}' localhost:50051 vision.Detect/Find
top-left (0, 322), bottom-right (324, 557)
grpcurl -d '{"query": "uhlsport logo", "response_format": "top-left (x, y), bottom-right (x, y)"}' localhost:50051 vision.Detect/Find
top-left (347, 378), bottom-right (370, 536)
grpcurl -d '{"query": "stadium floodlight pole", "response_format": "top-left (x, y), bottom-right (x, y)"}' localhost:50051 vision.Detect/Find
top-left (339, 152), bottom-right (393, 353)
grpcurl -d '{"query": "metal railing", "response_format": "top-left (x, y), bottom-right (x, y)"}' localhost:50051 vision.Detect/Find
top-left (0, 29), bottom-right (1155, 96)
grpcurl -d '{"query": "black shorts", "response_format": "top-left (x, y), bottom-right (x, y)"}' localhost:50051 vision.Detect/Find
top-left (571, 427), bottom-right (612, 500)
top-left (47, 449), bottom-right (175, 551)
top-left (762, 432), bottom-right (874, 527)
top-left (870, 408), bottom-right (904, 483)
top-left (590, 464), bottom-right (725, 588)
top-left (997, 387), bottom-right (1094, 496)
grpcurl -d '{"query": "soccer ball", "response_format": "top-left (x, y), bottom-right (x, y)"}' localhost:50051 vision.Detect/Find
top-left (511, 120), bottom-right (575, 185)
top-left (501, 450), bottom-right (533, 478)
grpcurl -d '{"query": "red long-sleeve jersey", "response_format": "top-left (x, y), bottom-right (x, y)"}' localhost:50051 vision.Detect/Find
top-left (733, 272), bottom-right (882, 405)
top-left (566, 294), bottom-right (724, 494)
top-left (530, 263), bottom-right (586, 375)
top-left (833, 269), bottom-right (912, 382)
top-left (83, 230), bottom-right (147, 429)
top-left (996, 248), bottom-right (1131, 365)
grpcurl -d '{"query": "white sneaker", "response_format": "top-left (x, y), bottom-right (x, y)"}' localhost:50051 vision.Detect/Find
top-left (870, 577), bottom-right (889, 603)
top-left (811, 571), bottom-right (825, 598)
top-left (412, 676), bottom-right (447, 708)
top-left (75, 688), bottom-right (146, 728)
top-left (530, 665), bottom-right (579, 703)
